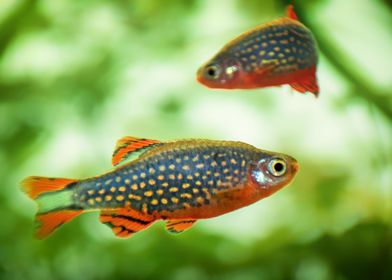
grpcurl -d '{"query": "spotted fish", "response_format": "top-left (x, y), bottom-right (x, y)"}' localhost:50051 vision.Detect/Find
top-left (197, 5), bottom-right (319, 96)
top-left (21, 137), bottom-right (299, 239)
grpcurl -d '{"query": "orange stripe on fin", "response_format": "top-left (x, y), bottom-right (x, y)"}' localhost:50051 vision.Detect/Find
top-left (286, 5), bottom-right (298, 20)
top-left (112, 136), bottom-right (162, 166)
top-left (166, 219), bottom-right (196, 234)
top-left (36, 210), bottom-right (82, 239)
top-left (21, 176), bottom-right (76, 199)
top-left (100, 208), bottom-right (154, 238)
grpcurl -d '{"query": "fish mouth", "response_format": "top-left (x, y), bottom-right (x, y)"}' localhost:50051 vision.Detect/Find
top-left (292, 161), bottom-right (300, 173)
top-left (196, 69), bottom-right (203, 82)
top-left (196, 65), bottom-right (209, 84)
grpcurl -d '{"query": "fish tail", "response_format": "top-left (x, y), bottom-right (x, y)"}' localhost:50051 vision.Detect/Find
top-left (21, 176), bottom-right (83, 239)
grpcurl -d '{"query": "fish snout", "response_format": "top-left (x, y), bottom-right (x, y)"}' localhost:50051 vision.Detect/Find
top-left (289, 157), bottom-right (300, 174)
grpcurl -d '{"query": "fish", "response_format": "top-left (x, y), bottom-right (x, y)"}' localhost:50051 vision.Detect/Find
top-left (21, 136), bottom-right (299, 239)
top-left (196, 5), bottom-right (319, 96)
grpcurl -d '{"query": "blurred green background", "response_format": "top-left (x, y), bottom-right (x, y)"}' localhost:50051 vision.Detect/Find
top-left (1, 0), bottom-right (391, 279)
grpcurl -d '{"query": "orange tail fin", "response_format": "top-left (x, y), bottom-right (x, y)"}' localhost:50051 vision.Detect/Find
top-left (35, 210), bottom-right (82, 239)
top-left (22, 176), bottom-right (75, 199)
top-left (21, 176), bottom-right (83, 239)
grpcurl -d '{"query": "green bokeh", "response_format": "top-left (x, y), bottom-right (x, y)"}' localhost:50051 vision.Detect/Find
top-left (1, 0), bottom-right (391, 279)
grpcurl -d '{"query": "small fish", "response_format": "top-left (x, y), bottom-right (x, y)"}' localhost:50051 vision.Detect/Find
top-left (197, 5), bottom-right (319, 96)
top-left (21, 137), bottom-right (299, 239)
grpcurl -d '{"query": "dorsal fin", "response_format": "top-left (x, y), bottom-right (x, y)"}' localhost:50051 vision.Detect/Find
top-left (286, 4), bottom-right (298, 20)
top-left (112, 136), bottom-right (162, 166)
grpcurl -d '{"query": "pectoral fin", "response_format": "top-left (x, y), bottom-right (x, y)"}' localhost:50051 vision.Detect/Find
top-left (100, 209), bottom-right (155, 238)
top-left (166, 219), bottom-right (197, 234)
top-left (257, 60), bottom-right (278, 76)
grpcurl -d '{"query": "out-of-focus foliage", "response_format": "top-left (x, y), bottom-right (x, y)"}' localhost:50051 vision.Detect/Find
top-left (0, 0), bottom-right (391, 279)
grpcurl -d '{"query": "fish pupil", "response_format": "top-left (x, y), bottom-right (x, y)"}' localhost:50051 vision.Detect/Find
top-left (207, 68), bottom-right (216, 77)
top-left (273, 162), bottom-right (284, 173)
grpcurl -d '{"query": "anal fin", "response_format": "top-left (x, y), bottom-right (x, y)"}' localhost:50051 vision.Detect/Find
top-left (166, 219), bottom-right (197, 234)
top-left (290, 72), bottom-right (319, 97)
top-left (100, 209), bottom-right (154, 238)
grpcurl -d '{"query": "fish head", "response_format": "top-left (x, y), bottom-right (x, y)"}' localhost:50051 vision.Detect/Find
top-left (196, 55), bottom-right (242, 88)
top-left (248, 153), bottom-right (299, 198)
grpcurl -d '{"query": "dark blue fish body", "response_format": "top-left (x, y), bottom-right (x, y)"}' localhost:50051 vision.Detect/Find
top-left (197, 5), bottom-right (319, 96)
top-left (22, 137), bottom-right (299, 238)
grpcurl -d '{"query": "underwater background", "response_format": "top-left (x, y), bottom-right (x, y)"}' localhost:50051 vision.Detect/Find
top-left (0, 0), bottom-right (391, 279)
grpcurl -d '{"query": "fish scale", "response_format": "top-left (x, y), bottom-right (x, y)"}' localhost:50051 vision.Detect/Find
top-left (75, 146), bottom-right (249, 215)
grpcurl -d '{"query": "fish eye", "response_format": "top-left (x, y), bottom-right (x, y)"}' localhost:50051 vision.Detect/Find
top-left (267, 158), bottom-right (287, 177)
top-left (204, 65), bottom-right (220, 79)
